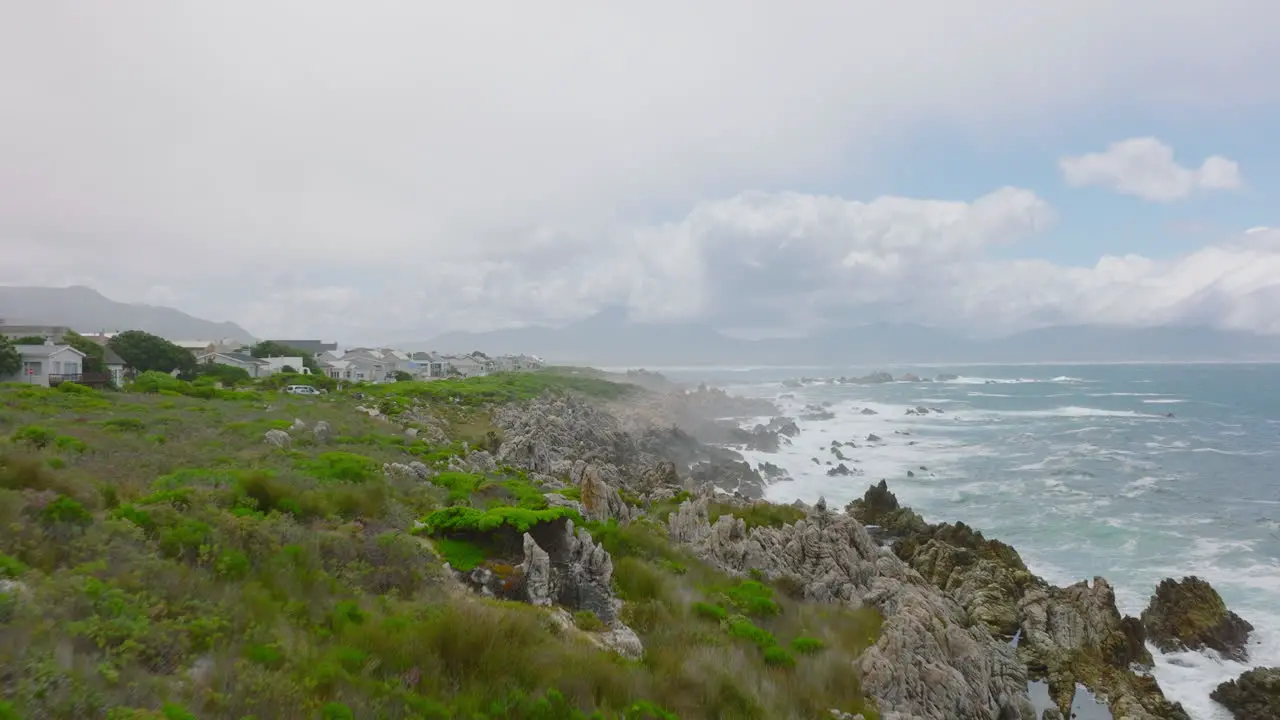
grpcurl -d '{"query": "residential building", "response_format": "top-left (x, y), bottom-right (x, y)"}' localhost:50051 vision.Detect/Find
top-left (444, 353), bottom-right (490, 378)
top-left (0, 322), bottom-right (73, 341)
top-left (264, 340), bottom-right (338, 357)
top-left (103, 348), bottom-right (129, 386)
top-left (197, 351), bottom-right (269, 378)
top-left (259, 356), bottom-right (308, 375)
top-left (2, 342), bottom-right (87, 387)
top-left (411, 351), bottom-right (450, 378)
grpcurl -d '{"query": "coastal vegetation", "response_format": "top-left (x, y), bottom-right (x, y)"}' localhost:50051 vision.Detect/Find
top-left (0, 370), bottom-right (882, 719)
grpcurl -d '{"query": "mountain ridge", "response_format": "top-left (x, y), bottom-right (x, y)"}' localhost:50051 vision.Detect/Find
top-left (414, 312), bottom-right (1280, 365)
top-left (0, 285), bottom-right (256, 342)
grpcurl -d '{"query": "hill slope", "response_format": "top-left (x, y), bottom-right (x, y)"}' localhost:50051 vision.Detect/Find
top-left (0, 285), bottom-right (255, 341)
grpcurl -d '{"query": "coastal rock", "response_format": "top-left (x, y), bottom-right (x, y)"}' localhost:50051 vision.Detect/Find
top-left (666, 496), bottom-right (1036, 720)
top-left (757, 461), bottom-right (790, 481)
top-left (522, 532), bottom-right (553, 607)
top-left (263, 429), bottom-right (291, 449)
top-left (312, 420), bottom-right (332, 443)
top-left (767, 416), bottom-right (801, 437)
top-left (849, 481), bottom-right (1185, 720)
top-left (570, 461), bottom-right (633, 523)
top-left (1210, 667), bottom-right (1280, 719)
top-left (1140, 576), bottom-right (1253, 661)
top-left (860, 408), bottom-right (879, 415)
top-left (690, 457), bottom-right (767, 499)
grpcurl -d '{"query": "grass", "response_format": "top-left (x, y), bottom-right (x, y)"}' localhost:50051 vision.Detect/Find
top-left (0, 378), bottom-right (883, 720)
top-left (357, 369), bottom-right (641, 407)
top-left (708, 501), bottom-right (806, 531)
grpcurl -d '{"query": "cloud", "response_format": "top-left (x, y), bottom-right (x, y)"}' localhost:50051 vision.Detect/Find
top-left (2, 2), bottom-right (1279, 342)
top-left (1059, 138), bottom-right (1243, 202)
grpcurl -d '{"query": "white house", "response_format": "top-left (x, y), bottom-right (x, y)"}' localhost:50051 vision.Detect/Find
top-left (444, 354), bottom-right (491, 378)
top-left (103, 347), bottom-right (128, 386)
top-left (259, 356), bottom-right (307, 376)
top-left (197, 351), bottom-right (269, 378)
top-left (2, 342), bottom-right (87, 387)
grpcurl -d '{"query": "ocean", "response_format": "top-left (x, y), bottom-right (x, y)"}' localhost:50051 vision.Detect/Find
top-left (631, 363), bottom-right (1280, 720)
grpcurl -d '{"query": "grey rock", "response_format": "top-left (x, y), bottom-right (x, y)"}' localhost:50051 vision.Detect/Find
top-left (290, 418), bottom-right (307, 432)
top-left (522, 532), bottom-right (553, 607)
top-left (312, 420), bottom-right (332, 443)
top-left (263, 429), bottom-right (291, 449)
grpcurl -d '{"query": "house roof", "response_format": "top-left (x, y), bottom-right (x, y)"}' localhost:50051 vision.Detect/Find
top-left (103, 348), bottom-right (126, 365)
top-left (264, 340), bottom-right (338, 354)
top-left (199, 351), bottom-right (266, 366)
top-left (14, 344), bottom-right (87, 358)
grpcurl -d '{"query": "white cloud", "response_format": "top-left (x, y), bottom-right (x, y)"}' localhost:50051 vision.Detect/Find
top-left (1, 2), bottom-right (1279, 342)
top-left (1059, 138), bottom-right (1243, 202)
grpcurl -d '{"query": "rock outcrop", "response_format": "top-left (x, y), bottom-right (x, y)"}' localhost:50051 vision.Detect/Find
top-left (1211, 667), bottom-right (1280, 719)
top-left (667, 496), bottom-right (1036, 720)
top-left (1140, 576), bottom-right (1253, 662)
top-left (263, 429), bottom-right (291, 449)
top-left (848, 480), bottom-right (1187, 720)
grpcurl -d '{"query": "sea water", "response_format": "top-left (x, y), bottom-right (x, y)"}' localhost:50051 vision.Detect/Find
top-left (634, 363), bottom-right (1280, 720)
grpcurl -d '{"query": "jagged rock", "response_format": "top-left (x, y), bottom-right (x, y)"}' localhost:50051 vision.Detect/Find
top-left (290, 418), bottom-right (307, 432)
top-left (860, 408), bottom-right (879, 415)
top-left (690, 457), bottom-right (767, 499)
top-left (827, 463), bottom-right (858, 477)
top-left (1211, 667), bottom-right (1280, 719)
top-left (1040, 710), bottom-right (1062, 720)
top-left (1140, 576), bottom-right (1253, 661)
top-left (448, 450), bottom-right (498, 474)
top-left (767, 417), bottom-right (801, 437)
top-left (404, 427), bottom-right (419, 439)
top-left (849, 481), bottom-right (1185, 719)
top-left (570, 461), bottom-right (632, 523)
top-left (544, 492), bottom-right (586, 515)
top-left (522, 532), bottom-right (553, 607)
top-left (312, 420), bottom-right (332, 443)
top-left (263, 429), bottom-right (291, 449)
top-left (757, 461), bottom-right (790, 481)
top-left (383, 461), bottom-right (431, 482)
top-left (666, 497), bottom-right (1036, 720)
top-left (866, 433), bottom-right (881, 443)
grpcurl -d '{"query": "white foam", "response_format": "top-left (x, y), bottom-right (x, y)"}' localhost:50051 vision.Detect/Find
top-left (1142, 398), bottom-right (1187, 404)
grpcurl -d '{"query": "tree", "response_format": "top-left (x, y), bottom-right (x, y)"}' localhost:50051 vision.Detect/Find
top-left (249, 341), bottom-right (320, 372)
top-left (108, 330), bottom-right (196, 376)
top-left (394, 370), bottom-right (413, 382)
top-left (0, 336), bottom-right (20, 377)
top-left (11, 335), bottom-right (47, 346)
top-left (62, 331), bottom-right (105, 373)
top-left (196, 362), bottom-right (252, 386)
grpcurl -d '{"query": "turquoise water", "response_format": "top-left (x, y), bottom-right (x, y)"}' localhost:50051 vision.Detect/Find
top-left (644, 363), bottom-right (1280, 720)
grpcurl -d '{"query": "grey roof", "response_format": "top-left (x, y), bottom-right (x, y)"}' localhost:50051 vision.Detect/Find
top-left (264, 339), bottom-right (338, 354)
top-left (103, 348), bottom-right (126, 365)
top-left (14, 344), bottom-right (84, 358)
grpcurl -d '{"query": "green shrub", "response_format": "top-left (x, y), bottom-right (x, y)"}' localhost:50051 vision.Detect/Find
top-left (54, 434), bottom-right (88, 453)
top-left (39, 495), bottom-right (93, 526)
top-left (321, 703), bottom-right (355, 720)
top-left (613, 557), bottom-right (668, 602)
top-left (708, 501), bottom-right (806, 530)
top-left (572, 610), bottom-right (606, 632)
top-left (762, 646), bottom-right (796, 668)
top-left (692, 602), bottom-right (727, 622)
top-left (56, 381), bottom-right (98, 395)
top-left (790, 636), bottom-right (826, 654)
top-left (419, 505), bottom-right (579, 535)
top-left (434, 537), bottom-right (488, 572)
top-left (720, 580), bottom-right (780, 618)
top-left (10, 424), bottom-right (54, 449)
top-left (726, 615), bottom-right (776, 649)
top-left (0, 552), bottom-right (27, 579)
top-left (298, 452), bottom-right (379, 483)
top-left (102, 417), bottom-right (147, 433)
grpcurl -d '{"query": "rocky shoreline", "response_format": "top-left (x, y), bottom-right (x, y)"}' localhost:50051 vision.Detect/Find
top-left (410, 380), bottom-right (1272, 719)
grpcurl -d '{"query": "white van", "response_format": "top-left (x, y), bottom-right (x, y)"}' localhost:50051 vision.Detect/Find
top-left (284, 385), bottom-right (322, 396)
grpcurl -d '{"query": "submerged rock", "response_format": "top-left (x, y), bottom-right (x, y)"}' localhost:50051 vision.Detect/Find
top-left (1140, 576), bottom-right (1253, 662)
top-left (1211, 667), bottom-right (1280, 719)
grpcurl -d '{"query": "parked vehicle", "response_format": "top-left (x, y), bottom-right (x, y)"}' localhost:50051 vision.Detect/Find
top-left (283, 384), bottom-right (322, 396)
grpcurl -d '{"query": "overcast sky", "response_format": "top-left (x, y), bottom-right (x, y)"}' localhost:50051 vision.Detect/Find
top-left (3, 2), bottom-right (1280, 344)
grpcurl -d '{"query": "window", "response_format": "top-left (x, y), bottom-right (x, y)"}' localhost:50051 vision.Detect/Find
top-left (22, 361), bottom-right (42, 376)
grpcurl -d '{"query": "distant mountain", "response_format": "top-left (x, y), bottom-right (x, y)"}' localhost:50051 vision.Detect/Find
top-left (0, 285), bottom-right (256, 342)
top-left (415, 310), bottom-right (1280, 365)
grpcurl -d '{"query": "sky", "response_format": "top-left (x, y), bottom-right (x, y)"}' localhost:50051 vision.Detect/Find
top-left (2, 1), bottom-right (1280, 345)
